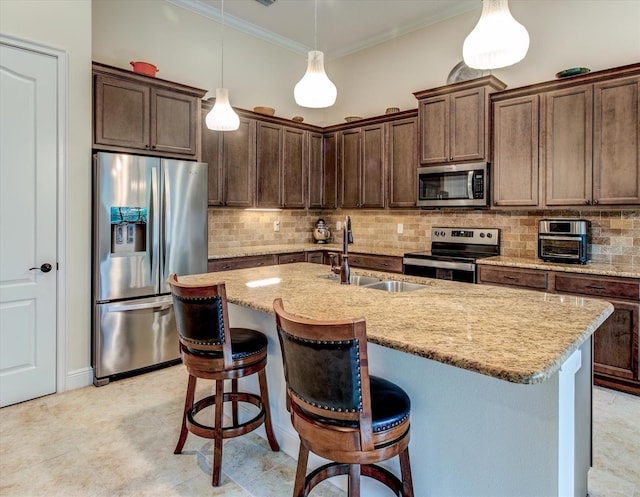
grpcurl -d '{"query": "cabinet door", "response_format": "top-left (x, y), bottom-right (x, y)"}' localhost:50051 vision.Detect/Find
top-left (94, 75), bottom-right (150, 150)
top-left (419, 95), bottom-right (449, 164)
top-left (388, 117), bottom-right (417, 207)
top-left (322, 132), bottom-right (338, 208)
top-left (201, 113), bottom-right (223, 206)
top-left (492, 95), bottom-right (540, 206)
top-left (450, 87), bottom-right (485, 162)
top-left (593, 300), bottom-right (639, 382)
top-left (150, 88), bottom-right (199, 157)
top-left (224, 117), bottom-right (256, 207)
top-left (543, 85), bottom-right (593, 206)
top-left (256, 122), bottom-right (282, 208)
top-left (308, 132), bottom-right (324, 208)
top-left (361, 124), bottom-right (385, 208)
top-left (282, 127), bottom-right (306, 208)
top-left (340, 129), bottom-right (361, 208)
top-left (593, 75), bottom-right (640, 205)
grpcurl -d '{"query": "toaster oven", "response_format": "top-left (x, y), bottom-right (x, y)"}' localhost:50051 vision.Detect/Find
top-left (538, 219), bottom-right (590, 264)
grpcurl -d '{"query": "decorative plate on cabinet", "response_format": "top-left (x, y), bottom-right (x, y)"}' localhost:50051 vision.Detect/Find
top-left (446, 61), bottom-right (489, 84)
top-left (555, 67), bottom-right (591, 78)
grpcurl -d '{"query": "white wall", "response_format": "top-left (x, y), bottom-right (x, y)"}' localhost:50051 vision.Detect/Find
top-left (0, 1), bottom-right (92, 378)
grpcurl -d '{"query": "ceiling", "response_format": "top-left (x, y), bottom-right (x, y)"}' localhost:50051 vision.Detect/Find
top-left (167, 0), bottom-right (480, 59)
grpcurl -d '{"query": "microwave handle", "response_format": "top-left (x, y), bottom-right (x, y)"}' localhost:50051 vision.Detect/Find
top-left (467, 171), bottom-right (474, 200)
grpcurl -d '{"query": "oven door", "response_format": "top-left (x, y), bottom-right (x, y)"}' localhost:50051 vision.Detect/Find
top-left (403, 257), bottom-right (477, 283)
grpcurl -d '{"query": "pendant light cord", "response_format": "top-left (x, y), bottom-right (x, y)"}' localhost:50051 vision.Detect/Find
top-left (220, 0), bottom-right (225, 87)
top-left (314, 0), bottom-right (317, 50)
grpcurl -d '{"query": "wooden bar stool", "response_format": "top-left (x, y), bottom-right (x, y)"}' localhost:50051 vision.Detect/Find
top-left (273, 298), bottom-right (414, 497)
top-left (168, 274), bottom-right (279, 486)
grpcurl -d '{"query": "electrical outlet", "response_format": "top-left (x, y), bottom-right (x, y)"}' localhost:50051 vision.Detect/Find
top-left (273, 220), bottom-right (280, 232)
top-left (336, 221), bottom-right (342, 230)
top-left (397, 223), bottom-right (403, 234)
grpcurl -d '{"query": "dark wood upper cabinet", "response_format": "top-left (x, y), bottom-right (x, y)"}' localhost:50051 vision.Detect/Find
top-left (224, 118), bottom-right (256, 207)
top-left (201, 112), bottom-right (256, 207)
top-left (256, 121), bottom-right (283, 208)
top-left (492, 95), bottom-right (540, 206)
top-left (339, 124), bottom-right (385, 208)
top-left (414, 76), bottom-right (506, 166)
top-left (93, 62), bottom-right (205, 159)
top-left (387, 116), bottom-right (418, 207)
top-left (593, 75), bottom-right (640, 205)
top-left (256, 121), bottom-right (307, 209)
top-left (282, 127), bottom-right (306, 208)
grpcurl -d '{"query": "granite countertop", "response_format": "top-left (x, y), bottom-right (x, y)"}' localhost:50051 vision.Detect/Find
top-left (180, 263), bottom-right (613, 385)
top-left (208, 243), bottom-right (408, 259)
top-left (478, 256), bottom-right (640, 279)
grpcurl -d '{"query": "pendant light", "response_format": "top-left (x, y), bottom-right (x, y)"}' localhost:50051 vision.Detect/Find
top-left (294, 0), bottom-right (337, 108)
top-left (206, 0), bottom-right (240, 131)
top-left (463, 0), bottom-right (529, 70)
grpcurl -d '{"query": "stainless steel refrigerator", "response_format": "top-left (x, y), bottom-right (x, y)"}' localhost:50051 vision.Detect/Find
top-left (92, 152), bottom-right (207, 386)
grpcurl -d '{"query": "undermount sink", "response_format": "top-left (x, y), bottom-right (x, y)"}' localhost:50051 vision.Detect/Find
top-left (320, 274), bottom-right (382, 286)
top-left (363, 280), bottom-right (427, 293)
top-left (320, 273), bottom-right (426, 292)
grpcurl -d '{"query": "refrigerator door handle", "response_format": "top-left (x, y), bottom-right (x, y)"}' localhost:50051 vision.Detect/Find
top-left (150, 163), bottom-right (160, 292)
top-left (105, 300), bottom-right (172, 313)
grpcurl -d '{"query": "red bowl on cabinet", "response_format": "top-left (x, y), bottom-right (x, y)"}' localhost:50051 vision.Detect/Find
top-left (130, 61), bottom-right (158, 77)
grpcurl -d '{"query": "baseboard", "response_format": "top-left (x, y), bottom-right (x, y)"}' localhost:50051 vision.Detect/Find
top-left (63, 367), bottom-right (94, 391)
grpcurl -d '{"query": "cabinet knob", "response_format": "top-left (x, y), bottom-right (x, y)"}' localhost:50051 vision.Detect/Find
top-left (593, 199), bottom-right (599, 205)
top-left (585, 200), bottom-right (591, 205)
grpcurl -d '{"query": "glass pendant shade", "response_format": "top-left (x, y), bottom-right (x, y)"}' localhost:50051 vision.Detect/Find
top-left (463, 0), bottom-right (530, 70)
top-left (205, 88), bottom-right (240, 131)
top-left (294, 50), bottom-right (337, 108)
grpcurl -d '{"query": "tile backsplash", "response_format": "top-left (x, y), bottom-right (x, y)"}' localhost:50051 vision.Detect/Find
top-left (208, 208), bottom-right (639, 265)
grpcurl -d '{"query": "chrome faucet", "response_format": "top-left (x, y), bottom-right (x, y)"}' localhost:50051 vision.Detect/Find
top-left (331, 216), bottom-right (353, 284)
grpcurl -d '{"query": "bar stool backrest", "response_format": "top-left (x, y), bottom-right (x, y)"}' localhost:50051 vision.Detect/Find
top-left (168, 274), bottom-right (233, 369)
top-left (273, 298), bottom-right (374, 450)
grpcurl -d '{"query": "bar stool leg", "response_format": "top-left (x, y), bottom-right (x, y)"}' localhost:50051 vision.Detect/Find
top-left (294, 440), bottom-right (309, 497)
top-left (258, 368), bottom-right (280, 451)
top-left (212, 379), bottom-right (225, 486)
top-left (347, 464), bottom-right (361, 497)
top-left (399, 448), bottom-right (414, 497)
top-left (174, 374), bottom-right (196, 454)
top-left (231, 378), bottom-right (239, 427)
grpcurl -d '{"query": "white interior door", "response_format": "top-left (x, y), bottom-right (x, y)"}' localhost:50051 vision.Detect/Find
top-left (0, 42), bottom-right (58, 407)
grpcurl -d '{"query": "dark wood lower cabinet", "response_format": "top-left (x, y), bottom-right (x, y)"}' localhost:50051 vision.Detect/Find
top-left (478, 265), bottom-right (640, 396)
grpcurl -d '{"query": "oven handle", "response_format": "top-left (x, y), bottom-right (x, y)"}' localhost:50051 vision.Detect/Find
top-left (403, 257), bottom-right (476, 272)
top-left (539, 235), bottom-right (581, 241)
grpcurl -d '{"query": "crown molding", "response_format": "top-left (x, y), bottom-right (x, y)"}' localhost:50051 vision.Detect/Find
top-left (166, 0), bottom-right (311, 55)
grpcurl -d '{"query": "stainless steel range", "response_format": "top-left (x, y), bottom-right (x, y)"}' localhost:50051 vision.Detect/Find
top-left (403, 227), bottom-right (500, 283)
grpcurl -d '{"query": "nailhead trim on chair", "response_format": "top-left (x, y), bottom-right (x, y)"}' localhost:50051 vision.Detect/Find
top-left (279, 326), bottom-right (363, 412)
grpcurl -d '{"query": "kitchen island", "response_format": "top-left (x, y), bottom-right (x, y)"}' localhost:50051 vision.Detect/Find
top-left (180, 263), bottom-right (613, 497)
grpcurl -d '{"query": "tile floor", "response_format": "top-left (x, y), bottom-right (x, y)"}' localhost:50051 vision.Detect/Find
top-left (0, 365), bottom-right (638, 497)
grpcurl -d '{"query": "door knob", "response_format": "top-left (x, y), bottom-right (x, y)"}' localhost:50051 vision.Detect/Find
top-left (29, 263), bottom-right (53, 273)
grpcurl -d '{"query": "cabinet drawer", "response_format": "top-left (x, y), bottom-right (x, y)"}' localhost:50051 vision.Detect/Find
top-left (478, 266), bottom-right (549, 290)
top-left (306, 251), bottom-right (325, 264)
top-left (349, 254), bottom-right (403, 273)
top-left (555, 274), bottom-right (639, 301)
top-left (208, 255), bottom-right (276, 272)
top-left (277, 252), bottom-right (306, 264)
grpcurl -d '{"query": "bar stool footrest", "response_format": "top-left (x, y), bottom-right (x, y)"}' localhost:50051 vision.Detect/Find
top-left (303, 462), bottom-right (406, 497)
top-left (186, 392), bottom-right (266, 440)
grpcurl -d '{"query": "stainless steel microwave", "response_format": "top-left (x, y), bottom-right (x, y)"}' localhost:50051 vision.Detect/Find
top-left (416, 163), bottom-right (489, 208)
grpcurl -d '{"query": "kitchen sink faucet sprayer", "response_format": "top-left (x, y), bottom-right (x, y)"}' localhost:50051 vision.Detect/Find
top-left (331, 216), bottom-right (353, 284)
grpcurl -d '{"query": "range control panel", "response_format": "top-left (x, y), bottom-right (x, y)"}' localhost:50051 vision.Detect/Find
top-left (431, 227), bottom-right (500, 246)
